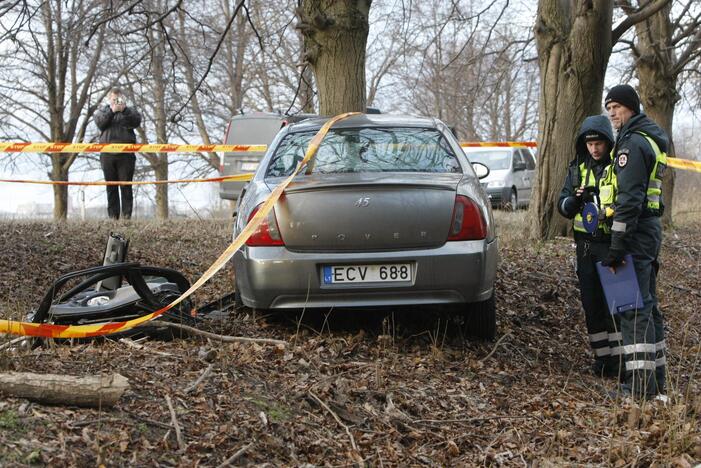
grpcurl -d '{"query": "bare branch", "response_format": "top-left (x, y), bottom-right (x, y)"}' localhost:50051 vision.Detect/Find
top-left (612, 0), bottom-right (672, 44)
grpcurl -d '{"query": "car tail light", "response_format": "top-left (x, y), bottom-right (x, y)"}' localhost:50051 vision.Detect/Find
top-left (447, 195), bottom-right (487, 241)
top-left (245, 203), bottom-right (284, 246)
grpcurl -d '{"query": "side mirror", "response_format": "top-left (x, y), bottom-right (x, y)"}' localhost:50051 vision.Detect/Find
top-left (513, 162), bottom-right (527, 172)
top-left (471, 162), bottom-right (490, 179)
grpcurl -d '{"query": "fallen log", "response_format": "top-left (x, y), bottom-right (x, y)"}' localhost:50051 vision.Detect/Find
top-left (0, 372), bottom-right (129, 408)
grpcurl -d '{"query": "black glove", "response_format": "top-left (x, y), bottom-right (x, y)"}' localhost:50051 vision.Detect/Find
top-left (601, 249), bottom-right (625, 268)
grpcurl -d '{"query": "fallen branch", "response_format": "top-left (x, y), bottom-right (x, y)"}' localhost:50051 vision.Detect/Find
top-left (217, 443), bottom-right (254, 467)
top-left (184, 364), bottom-right (215, 394)
top-left (0, 336), bottom-right (29, 352)
top-left (138, 322), bottom-right (287, 346)
top-left (309, 390), bottom-right (358, 452)
top-left (480, 332), bottom-right (512, 362)
top-left (165, 395), bottom-right (186, 452)
top-left (0, 372), bottom-right (128, 408)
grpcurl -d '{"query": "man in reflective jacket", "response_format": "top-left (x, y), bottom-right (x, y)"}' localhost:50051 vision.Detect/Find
top-left (558, 115), bottom-right (621, 377)
top-left (602, 84), bottom-right (668, 399)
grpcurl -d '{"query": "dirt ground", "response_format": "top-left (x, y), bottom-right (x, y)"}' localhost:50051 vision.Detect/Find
top-left (0, 215), bottom-right (699, 466)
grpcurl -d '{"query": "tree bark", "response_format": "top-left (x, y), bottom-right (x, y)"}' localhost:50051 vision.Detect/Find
top-left (0, 372), bottom-right (129, 408)
top-left (531, 0), bottom-right (614, 240)
top-left (298, 0), bottom-right (371, 115)
top-left (632, 2), bottom-right (678, 227)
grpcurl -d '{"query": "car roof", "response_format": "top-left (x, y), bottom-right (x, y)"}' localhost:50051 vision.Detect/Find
top-left (286, 114), bottom-right (439, 132)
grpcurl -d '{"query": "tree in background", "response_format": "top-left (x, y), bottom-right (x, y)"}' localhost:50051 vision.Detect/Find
top-left (297, 0), bottom-right (371, 114)
top-left (0, 0), bottom-right (109, 220)
top-left (530, 0), bottom-right (670, 240)
top-left (622, 0), bottom-right (701, 227)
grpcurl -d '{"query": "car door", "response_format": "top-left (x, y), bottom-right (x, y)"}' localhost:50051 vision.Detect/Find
top-left (521, 149), bottom-right (537, 204)
top-left (511, 150), bottom-right (527, 205)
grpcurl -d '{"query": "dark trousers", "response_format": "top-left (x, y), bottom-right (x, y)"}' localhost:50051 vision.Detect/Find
top-left (100, 153), bottom-right (136, 219)
top-left (621, 217), bottom-right (665, 397)
top-left (576, 238), bottom-right (622, 371)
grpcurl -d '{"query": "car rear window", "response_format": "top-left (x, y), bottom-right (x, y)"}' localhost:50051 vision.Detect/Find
top-left (465, 150), bottom-right (511, 170)
top-left (265, 127), bottom-right (461, 177)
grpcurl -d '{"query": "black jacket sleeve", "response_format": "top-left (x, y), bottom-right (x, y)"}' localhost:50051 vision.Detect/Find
top-left (119, 107), bottom-right (142, 129)
top-left (557, 163), bottom-right (580, 219)
top-left (94, 105), bottom-right (114, 131)
top-left (610, 134), bottom-right (656, 252)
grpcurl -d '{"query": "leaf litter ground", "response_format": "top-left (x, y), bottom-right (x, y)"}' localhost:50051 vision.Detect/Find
top-left (0, 214), bottom-right (699, 466)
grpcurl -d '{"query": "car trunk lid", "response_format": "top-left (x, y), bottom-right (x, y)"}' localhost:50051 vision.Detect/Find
top-left (268, 173), bottom-right (462, 251)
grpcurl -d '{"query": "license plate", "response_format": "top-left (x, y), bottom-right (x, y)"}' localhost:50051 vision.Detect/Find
top-left (323, 264), bottom-right (411, 284)
top-left (240, 162), bottom-right (259, 171)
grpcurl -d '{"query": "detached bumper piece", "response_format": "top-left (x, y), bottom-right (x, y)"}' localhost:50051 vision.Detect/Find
top-left (28, 263), bottom-right (196, 342)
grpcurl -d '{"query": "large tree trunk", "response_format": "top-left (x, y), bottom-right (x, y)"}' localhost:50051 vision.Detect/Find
top-left (298, 0), bottom-right (371, 115)
top-left (632, 2), bottom-right (677, 227)
top-left (530, 0), bottom-right (613, 240)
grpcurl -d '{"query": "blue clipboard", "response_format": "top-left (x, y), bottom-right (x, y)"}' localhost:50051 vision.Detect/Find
top-left (596, 254), bottom-right (644, 315)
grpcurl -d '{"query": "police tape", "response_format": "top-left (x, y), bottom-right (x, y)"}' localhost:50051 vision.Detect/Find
top-left (667, 157), bottom-right (701, 173)
top-left (0, 173), bottom-right (254, 186)
top-left (460, 141), bottom-right (537, 148)
top-left (0, 142), bottom-right (267, 153)
top-left (0, 112), bottom-right (360, 339)
top-left (0, 141), bottom-right (538, 153)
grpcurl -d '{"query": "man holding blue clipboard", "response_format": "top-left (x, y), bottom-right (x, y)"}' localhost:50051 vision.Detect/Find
top-left (600, 85), bottom-right (668, 400)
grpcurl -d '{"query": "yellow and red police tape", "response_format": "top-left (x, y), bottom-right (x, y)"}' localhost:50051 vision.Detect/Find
top-left (0, 173), bottom-right (253, 186)
top-left (0, 112), bottom-right (360, 339)
top-left (0, 142), bottom-right (267, 153)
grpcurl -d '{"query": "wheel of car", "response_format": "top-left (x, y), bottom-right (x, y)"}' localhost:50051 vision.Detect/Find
top-left (509, 189), bottom-right (518, 211)
top-left (463, 293), bottom-right (496, 341)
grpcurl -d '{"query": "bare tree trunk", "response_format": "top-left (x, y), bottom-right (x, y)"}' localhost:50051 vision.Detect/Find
top-left (531, 1), bottom-right (613, 240)
top-left (298, 0), bottom-right (371, 115)
top-left (632, 2), bottom-right (678, 227)
top-left (150, 25), bottom-right (169, 219)
top-left (50, 156), bottom-right (69, 220)
top-left (223, 0), bottom-right (248, 115)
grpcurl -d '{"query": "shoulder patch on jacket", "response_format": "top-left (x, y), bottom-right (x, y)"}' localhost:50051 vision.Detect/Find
top-left (618, 154), bottom-right (628, 168)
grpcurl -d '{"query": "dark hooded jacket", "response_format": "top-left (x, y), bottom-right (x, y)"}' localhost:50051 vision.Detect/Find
top-left (557, 115), bottom-right (614, 241)
top-left (609, 113), bottom-right (669, 252)
top-left (94, 105), bottom-right (141, 145)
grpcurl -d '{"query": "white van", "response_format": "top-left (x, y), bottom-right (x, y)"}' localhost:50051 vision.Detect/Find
top-left (462, 146), bottom-right (537, 210)
top-left (219, 113), bottom-right (287, 200)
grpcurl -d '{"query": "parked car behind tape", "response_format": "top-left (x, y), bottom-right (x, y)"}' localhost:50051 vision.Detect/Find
top-left (219, 113), bottom-right (286, 201)
top-left (233, 114), bottom-right (499, 339)
top-left (462, 146), bottom-right (536, 210)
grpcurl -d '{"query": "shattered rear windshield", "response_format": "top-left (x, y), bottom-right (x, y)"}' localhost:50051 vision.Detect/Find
top-left (265, 127), bottom-right (461, 177)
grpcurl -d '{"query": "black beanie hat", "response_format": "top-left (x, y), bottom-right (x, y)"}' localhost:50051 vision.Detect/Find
top-left (605, 85), bottom-right (640, 114)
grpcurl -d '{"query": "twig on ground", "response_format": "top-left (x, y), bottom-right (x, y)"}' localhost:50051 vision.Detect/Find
top-left (217, 443), bottom-right (254, 467)
top-left (139, 321), bottom-right (287, 346)
top-left (184, 364), bottom-right (215, 394)
top-left (670, 284), bottom-right (701, 298)
top-left (165, 395), bottom-right (186, 452)
top-left (309, 390), bottom-right (359, 452)
top-left (118, 337), bottom-right (174, 357)
top-left (121, 409), bottom-right (173, 429)
top-left (480, 332), bottom-right (512, 362)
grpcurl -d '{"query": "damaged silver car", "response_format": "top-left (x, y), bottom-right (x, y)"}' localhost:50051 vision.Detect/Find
top-left (232, 114), bottom-right (498, 339)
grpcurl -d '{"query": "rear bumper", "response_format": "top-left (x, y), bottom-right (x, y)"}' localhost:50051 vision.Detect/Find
top-left (234, 239), bottom-right (498, 309)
